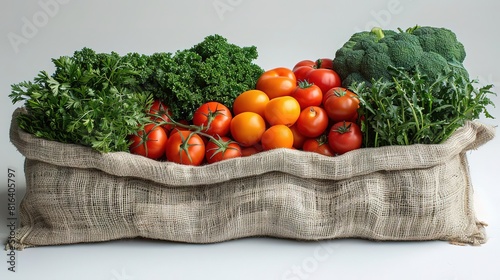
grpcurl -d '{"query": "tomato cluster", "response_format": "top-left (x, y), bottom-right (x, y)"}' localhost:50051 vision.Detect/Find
top-left (245, 60), bottom-right (362, 157)
top-left (129, 100), bottom-right (241, 165)
top-left (129, 58), bottom-right (363, 165)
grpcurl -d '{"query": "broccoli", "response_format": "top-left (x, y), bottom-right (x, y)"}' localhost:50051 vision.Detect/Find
top-left (333, 26), bottom-right (469, 87)
top-left (411, 26), bottom-right (466, 62)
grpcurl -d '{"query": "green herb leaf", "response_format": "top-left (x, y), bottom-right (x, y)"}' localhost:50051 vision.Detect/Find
top-left (353, 65), bottom-right (495, 147)
top-left (10, 47), bottom-right (153, 153)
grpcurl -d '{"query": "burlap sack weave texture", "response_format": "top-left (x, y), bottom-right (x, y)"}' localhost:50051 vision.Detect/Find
top-left (7, 108), bottom-right (495, 249)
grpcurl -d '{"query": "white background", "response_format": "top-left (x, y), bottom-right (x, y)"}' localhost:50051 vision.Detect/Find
top-left (1, 0), bottom-right (499, 279)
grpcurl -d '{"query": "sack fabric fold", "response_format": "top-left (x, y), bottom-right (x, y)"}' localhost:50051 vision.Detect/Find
top-left (7, 108), bottom-right (495, 250)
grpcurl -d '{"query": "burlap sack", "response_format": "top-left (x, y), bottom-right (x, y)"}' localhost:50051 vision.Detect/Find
top-left (6, 108), bottom-right (495, 250)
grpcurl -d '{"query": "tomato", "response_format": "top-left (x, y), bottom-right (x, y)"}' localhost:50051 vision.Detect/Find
top-left (230, 112), bottom-right (266, 147)
top-left (328, 121), bottom-right (362, 155)
top-left (256, 67), bottom-right (297, 99)
top-left (322, 87), bottom-right (360, 123)
top-left (296, 106), bottom-right (329, 138)
top-left (261, 125), bottom-right (294, 151)
top-left (292, 60), bottom-right (316, 82)
top-left (165, 130), bottom-right (205, 166)
top-left (264, 96), bottom-right (301, 127)
top-left (293, 58), bottom-right (334, 83)
top-left (192, 102), bottom-right (232, 137)
top-left (168, 119), bottom-right (191, 137)
top-left (129, 123), bottom-right (168, 160)
top-left (293, 66), bottom-right (315, 83)
top-left (290, 81), bottom-right (323, 110)
top-left (305, 68), bottom-right (342, 94)
top-left (315, 58), bottom-right (333, 69)
top-left (205, 136), bottom-right (242, 164)
top-left (302, 136), bottom-right (334, 157)
top-left (241, 143), bottom-right (263, 157)
top-left (232, 89), bottom-right (269, 118)
top-left (293, 59), bottom-right (315, 71)
top-left (149, 99), bottom-right (174, 132)
top-left (289, 124), bottom-right (307, 150)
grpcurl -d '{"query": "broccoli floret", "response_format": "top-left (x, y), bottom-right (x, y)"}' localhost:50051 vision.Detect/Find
top-left (342, 72), bottom-right (366, 88)
top-left (360, 52), bottom-right (393, 82)
top-left (382, 32), bottom-right (424, 69)
top-left (333, 26), bottom-right (469, 87)
top-left (333, 47), bottom-right (364, 79)
top-left (411, 26), bottom-right (466, 63)
top-left (415, 52), bottom-right (450, 79)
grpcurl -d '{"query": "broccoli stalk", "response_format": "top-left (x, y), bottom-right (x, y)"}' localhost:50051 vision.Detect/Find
top-left (371, 27), bottom-right (385, 40)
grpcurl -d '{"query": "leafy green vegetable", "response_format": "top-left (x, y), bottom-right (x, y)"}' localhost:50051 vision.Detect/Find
top-left (9, 35), bottom-right (264, 153)
top-left (10, 48), bottom-right (153, 153)
top-left (150, 34), bottom-right (264, 120)
top-left (352, 65), bottom-right (495, 147)
top-left (333, 25), bottom-right (469, 88)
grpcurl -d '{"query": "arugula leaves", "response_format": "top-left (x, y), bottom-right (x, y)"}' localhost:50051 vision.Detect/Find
top-left (352, 65), bottom-right (495, 147)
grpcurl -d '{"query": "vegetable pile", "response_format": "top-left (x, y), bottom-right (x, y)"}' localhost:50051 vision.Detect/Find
top-left (10, 35), bottom-right (263, 153)
top-left (10, 26), bottom-right (495, 165)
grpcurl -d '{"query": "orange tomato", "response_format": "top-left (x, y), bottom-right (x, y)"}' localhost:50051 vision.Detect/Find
top-left (264, 96), bottom-right (301, 127)
top-left (261, 125), bottom-right (294, 151)
top-left (256, 67), bottom-right (297, 99)
top-left (230, 112), bottom-right (267, 147)
top-left (232, 89), bottom-right (269, 117)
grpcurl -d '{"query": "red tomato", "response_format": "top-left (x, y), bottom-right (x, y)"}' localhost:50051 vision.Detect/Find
top-left (149, 99), bottom-right (174, 132)
top-left (168, 119), bottom-right (191, 137)
top-left (192, 102), bottom-right (232, 137)
top-left (256, 67), bottom-right (297, 99)
top-left (305, 68), bottom-right (342, 94)
top-left (291, 81), bottom-right (323, 110)
top-left (292, 60), bottom-right (315, 82)
top-left (165, 130), bottom-right (205, 166)
top-left (241, 143), bottom-right (263, 157)
top-left (322, 87), bottom-right (360, 123)
top-left (328, 121), bottom-right (362, 155)
top-left (129, 123), bottom-right (168, 160)
top-left (205, 136), bottom-right (242, 164)
top-left (315, 58), bottom-right (334, 69)
top-left (293, 59), bottom-right (315, 71)
top-left (293, 58), bottom-right (334, 83)
top-left (296, 106), bottom-right (329, 138)
top-left (293, 66), bottom-right (315, 83)
top-left (302, 136), bottom-right (334, 157)
top-left (289, 124), bottom-right (307, 150)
